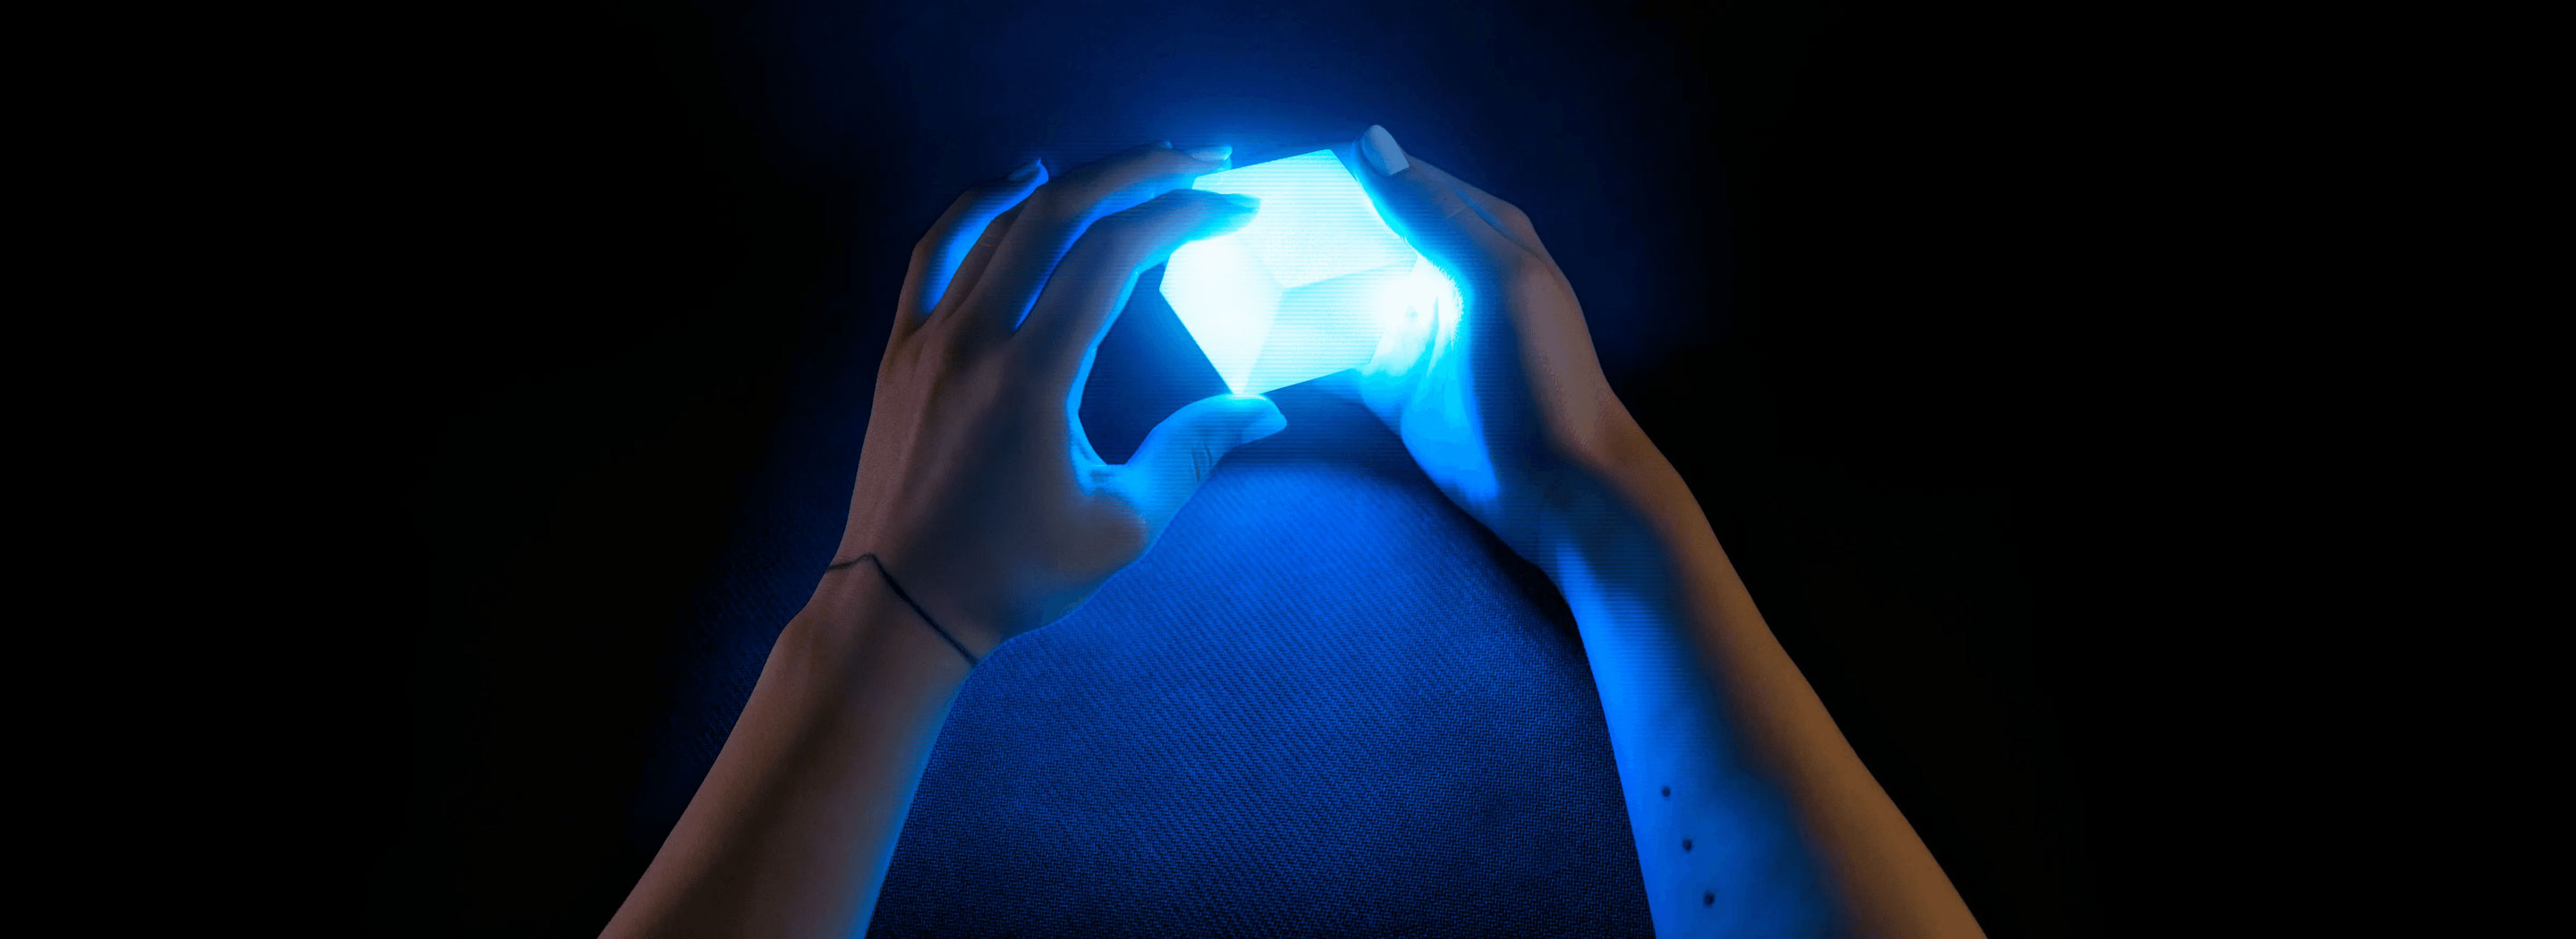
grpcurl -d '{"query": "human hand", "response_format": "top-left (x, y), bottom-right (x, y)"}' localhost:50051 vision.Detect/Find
top-left (831, 142), bottom-right (1287, 657)
top-left (1342, 125), bottom-right (1677, 571)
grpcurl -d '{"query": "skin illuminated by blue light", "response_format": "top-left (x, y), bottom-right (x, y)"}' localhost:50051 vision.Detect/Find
top-left (1161, 149), bottom-right (1462, 396)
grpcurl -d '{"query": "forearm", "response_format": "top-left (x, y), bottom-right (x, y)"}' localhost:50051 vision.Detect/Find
top-left (1547, 459), bottom-right (1981, 938)
top-left (601, 566), bottom-right (972, 939)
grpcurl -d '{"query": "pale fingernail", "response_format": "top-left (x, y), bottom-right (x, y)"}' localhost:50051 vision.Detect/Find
top-left (1006, 159), bottom-right (1044, 182)
top-left (1240, 396), bottom-right (1287, 443)
top-left (1360, 124), bottom-right (1409, 176)
top-left (1185, 144), bottom-right (1233, 165)
top-left (1218, 192), bottom-right (1260, 211)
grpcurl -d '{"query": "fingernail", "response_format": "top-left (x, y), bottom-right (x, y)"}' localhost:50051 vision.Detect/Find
top-left (1217, 192), bottom-right (1260, 211)
top-left (1184, 144), bottom-right (1233, 165)
top-left (1241, 397), bottom-right (1287, 443)
top-left (1360, 124), bottom-right (1410, 176)
top-left (1006, 159), bottom-right (1044, 182)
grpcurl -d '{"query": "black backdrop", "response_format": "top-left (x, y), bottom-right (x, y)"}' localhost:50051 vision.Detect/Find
top-left (357, 1), bottom-right (2195, 934)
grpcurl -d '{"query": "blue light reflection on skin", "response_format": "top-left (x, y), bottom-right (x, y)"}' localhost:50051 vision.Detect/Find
top-left (1155, 142), bottom-right (1832, 935)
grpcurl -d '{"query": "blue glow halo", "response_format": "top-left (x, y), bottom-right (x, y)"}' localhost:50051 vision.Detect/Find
top-left (1159, 146), bottom-right (1462, 396)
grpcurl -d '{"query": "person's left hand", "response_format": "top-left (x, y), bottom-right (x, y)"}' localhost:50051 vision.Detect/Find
top-left (831, 142), bottom-right (1285, 658)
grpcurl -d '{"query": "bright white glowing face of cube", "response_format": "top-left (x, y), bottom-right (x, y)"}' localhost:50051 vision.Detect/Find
top-left (1160, 148), bottom-right (1461, 395)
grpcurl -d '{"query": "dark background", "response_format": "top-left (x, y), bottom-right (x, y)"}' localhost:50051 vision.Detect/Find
top-left (355, 0), bottom-right (2199, 935)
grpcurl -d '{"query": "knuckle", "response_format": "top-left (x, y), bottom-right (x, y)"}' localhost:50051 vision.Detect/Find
top-left (1019, 184), bottom-right (1079, 223)
top-left (886, 327), bottom-right (933, 370)
top-left (934, 331), bottom-right (984, 369)
top-left (1083, 215), bottom-right (1147, 259)
top-left (1458, 253), bottom-right (1542, 297)
top-left (980, 204), bottom-right (1025, 240)
top-left (1502, 255), bottom-right (1557, 292)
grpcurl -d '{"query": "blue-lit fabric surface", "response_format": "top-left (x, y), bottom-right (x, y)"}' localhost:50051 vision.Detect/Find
top-left (634, 290), bottom-right (1654, 935)
top-left (864, 394), bottom-right (1651, 937)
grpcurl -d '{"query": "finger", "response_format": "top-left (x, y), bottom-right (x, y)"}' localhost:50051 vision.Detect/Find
top-left (1016, 189), bottom-right (1259, 382)
top-left (1405, 157), bottom-right (1559, 274)
top-left (1116, 393), bottom-right (1287, 530)
top-left (1348, 124), bottom-right (1530, 292)
top-left (898, 161), bottom-right (1047, 332)
top-left (952, 141), bottom-right (1234, 344)
top-left (930, 204), bottom-right (1022, 322)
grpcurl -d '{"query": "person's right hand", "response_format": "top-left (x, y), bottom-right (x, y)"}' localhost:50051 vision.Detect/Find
top-left (1341, 125), bottom-right (1680, 570)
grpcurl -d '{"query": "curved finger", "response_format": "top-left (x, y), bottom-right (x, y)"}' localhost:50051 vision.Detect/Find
top-left (898, 161), bottom-right (1047, 332)
top-left (1015, 189), bottom-right (1259, 384)
top-left (929, 204), bottom-right (1022, 323)
top-left (949, 141), bottom-right (1233, 344)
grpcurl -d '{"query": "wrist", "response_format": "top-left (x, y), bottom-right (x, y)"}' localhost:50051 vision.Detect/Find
top-left (825, 527), bottom-right (1015, 660)
top-left (801, 559), bottom-right (986, 676)
top-left (1537, 433), bottom-right (1716, 590)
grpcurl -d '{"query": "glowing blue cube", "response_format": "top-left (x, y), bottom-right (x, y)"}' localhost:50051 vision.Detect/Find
top-left (1161, 148), bottom-right (1461, 395)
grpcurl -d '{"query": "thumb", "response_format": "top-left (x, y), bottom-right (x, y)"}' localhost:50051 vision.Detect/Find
top-left (1119, 393), bottom-right (1288, 528)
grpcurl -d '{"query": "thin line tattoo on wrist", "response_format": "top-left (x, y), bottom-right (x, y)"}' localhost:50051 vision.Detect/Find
top-left (829, 554), bottom-right (980, 666)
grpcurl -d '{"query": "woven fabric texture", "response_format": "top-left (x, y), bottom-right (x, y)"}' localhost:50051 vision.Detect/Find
top-left (640, 373), bottom-right (1655, 936)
